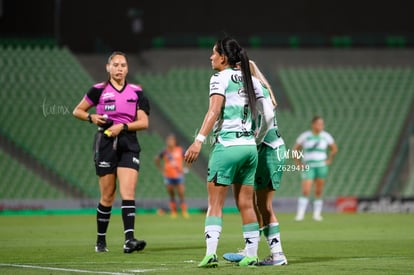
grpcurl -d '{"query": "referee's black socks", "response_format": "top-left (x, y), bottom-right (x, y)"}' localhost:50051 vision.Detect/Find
top-left (96, 203), bottom-right (112, 243)
top-left (122, 200), bottom-right (136, 241)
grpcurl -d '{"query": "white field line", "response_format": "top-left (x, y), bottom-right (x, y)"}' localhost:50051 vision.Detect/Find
top-left (0, 263), bottom-right (153, 274)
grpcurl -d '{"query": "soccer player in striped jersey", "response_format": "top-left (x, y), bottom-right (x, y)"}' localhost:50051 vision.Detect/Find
top-left (222, 60), bottom-right (288, 266)
top-left (293, 116), bottom-right (338, 221)
top-left (73, 51), bottom-right (149, 253)
top-left (184, 37), bottom-right (274, 268)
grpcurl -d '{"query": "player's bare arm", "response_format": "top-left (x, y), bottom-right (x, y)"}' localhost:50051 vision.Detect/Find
top-left (72, 98), bottom-right (107, 126)
top-left (326, 143), bottom-right (338, 165)
top-left (184, 94), bottom-right (224, 164)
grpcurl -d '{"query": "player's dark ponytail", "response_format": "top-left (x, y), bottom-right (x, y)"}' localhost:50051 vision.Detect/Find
top-left (237, 48), bottom-right (256, 120)
top-left (216, 37), bottom-right (256, 120)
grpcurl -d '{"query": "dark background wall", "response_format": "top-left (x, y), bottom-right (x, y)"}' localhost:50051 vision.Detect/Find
top-left (1, 0), bottom-right (413, 52)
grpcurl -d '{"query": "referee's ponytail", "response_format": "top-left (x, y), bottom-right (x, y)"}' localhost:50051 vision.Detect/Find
top-left (215, 37), bottom-right (257, 120)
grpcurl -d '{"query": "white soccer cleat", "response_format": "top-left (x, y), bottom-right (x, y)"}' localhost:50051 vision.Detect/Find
top-left (259, 252), bottom-right (288, 266)
top-left (313, 215), bottom-right (323, 221)
top-left (294, 215), bottom-right (304, 221)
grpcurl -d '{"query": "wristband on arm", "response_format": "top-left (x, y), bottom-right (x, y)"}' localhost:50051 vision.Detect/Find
top-left (195, 134), bottom-right (206, 143)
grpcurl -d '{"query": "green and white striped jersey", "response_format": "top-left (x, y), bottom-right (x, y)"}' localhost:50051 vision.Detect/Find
top-left (295, 130), bottom-right (334, 167)
top-left (209, 68), bottom-right (265, 146)
top-left (260, 85), bottom-right (285, 149)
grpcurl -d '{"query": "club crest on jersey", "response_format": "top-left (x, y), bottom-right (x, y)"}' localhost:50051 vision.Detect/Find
top-left (105, 104), bottom-right (116, 111)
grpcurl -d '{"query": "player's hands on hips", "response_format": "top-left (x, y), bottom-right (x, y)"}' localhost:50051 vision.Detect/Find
top-left (184, 141), bottom-right (202, 164)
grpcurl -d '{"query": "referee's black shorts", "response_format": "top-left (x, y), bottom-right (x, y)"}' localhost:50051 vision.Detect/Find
top-left (93, 131), bottom-right (141, 176)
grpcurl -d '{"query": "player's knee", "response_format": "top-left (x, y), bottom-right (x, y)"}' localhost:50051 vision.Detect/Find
top-left (101, 194), bottom-right (115, 205)
top-left (237, 200), bottom-right (254, 213)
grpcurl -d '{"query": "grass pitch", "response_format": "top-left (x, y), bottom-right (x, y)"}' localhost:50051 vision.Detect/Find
top-left (0, 212), bottom-right (413, 274)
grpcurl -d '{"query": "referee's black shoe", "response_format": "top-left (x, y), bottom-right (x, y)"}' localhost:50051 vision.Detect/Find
top-left (95, 241), bottom-right (109, 252)
top-left (123, 238), bottom-right (146, 253)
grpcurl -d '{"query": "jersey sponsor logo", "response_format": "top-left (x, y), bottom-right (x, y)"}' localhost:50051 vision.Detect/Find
top-left (311, 140), bottom-right (321, 149)
top-left (237, 88), bottom-right (247, 97)
top-left (210, 81), bottom-right (219, 91)
top-left (102, 92), bottom-right (115, 99)
top-left (231, 74), bottom-right (243, 83)
top-left (98, 161), bottom-right (111, 168)
top-left (104, 104), bottom-right (116, 111)
top-left (133, 157), bottom-right (140, 165)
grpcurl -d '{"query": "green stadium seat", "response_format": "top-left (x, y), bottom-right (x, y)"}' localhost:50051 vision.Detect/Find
top-left (0, 148), bottom-right (66, 199)
top-left (273, 66), bottom-right (414, 197)
top-left (2, 46), bottom-right (413, 200)
top-left (1, 46), bottom-right (205, 200)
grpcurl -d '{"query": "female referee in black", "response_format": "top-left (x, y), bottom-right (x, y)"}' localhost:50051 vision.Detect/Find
top-left (73, 51), bottom-right (150, 253)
